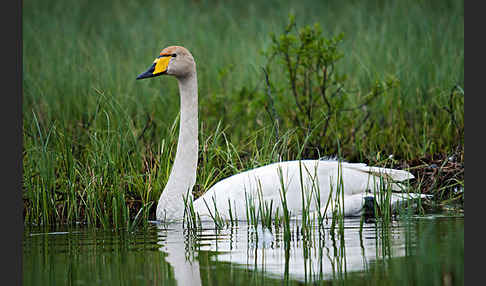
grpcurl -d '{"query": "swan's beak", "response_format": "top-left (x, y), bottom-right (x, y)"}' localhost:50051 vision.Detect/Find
top-left (136, 55), bottom-right (171, 80)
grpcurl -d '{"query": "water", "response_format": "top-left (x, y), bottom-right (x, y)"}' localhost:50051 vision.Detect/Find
top-left (23, 215), bottom-right (464, 285)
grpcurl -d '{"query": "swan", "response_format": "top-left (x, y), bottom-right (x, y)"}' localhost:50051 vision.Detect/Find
top-left (137, 46), bottom-right (425, 222)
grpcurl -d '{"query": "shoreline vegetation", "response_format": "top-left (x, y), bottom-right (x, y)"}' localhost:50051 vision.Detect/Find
top-left (23, 0), bottom-right (463, 228)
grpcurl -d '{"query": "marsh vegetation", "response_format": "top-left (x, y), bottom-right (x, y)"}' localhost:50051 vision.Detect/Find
top-left (23, 0), bottom-right (463, 228)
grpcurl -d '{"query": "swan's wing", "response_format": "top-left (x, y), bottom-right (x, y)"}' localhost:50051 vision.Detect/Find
top-left (343, 162), bottom-right (414, 182)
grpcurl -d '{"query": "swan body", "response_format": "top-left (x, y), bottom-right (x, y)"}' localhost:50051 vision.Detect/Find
top-left (192, 159), bottom-right (416, 220)
top-left (137, 46), bottom-right (423, 222)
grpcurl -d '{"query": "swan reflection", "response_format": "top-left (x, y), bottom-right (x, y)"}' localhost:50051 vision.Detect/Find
top-left (156, 218), bottom-right (412, 285)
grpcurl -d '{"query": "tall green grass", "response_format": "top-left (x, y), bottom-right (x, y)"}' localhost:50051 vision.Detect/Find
top-left (23, 0), bottom-right (463, 226)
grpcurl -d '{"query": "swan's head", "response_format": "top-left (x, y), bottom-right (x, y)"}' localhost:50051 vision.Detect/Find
top-left (136, 46), bottom-right (196, 80)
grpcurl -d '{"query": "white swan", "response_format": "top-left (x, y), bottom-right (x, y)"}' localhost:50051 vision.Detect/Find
top-left (137, 46), bottom-right (424, 222)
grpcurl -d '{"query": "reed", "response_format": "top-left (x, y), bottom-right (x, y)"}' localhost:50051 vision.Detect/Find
top-left (203, 196), bottom-right (225, 230)
top-left (183, 189), bottom-right (200, 231)
top-left (277, 166), bottom-right (292, 242)
top-left (257, 185), bottom-right (274, 229)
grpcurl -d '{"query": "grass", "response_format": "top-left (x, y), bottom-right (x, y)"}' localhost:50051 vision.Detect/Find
top-left (23, 0), bottom-right (463, 227)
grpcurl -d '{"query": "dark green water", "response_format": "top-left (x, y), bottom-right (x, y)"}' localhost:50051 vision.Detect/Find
top-left (23, 215), bottom-right (463, 285)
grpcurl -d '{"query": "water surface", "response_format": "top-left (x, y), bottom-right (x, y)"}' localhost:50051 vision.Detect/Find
top-left (23, 215), bottom-right (464, 285)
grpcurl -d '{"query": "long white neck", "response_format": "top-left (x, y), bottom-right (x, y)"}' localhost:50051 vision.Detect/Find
top-left (157, 72), bottom-right (198, 221)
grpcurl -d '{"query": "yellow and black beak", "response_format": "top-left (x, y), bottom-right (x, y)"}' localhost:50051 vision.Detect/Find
top-left (136, 55), bottom-right (172, 80)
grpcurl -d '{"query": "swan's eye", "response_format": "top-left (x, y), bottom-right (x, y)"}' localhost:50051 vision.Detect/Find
top-left (171, 54), bottom-right (177, 58)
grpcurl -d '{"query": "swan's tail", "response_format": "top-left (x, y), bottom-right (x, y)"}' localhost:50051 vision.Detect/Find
top-left (317, 192), bottom-right (431, 218)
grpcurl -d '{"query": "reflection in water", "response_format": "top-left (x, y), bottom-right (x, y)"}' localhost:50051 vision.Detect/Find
top-left (157, 218), bottom-right (411, 285)
top-left (158, 225), bottom-right (202, 286)
top-left (23, 216), bottom-right (463, 285)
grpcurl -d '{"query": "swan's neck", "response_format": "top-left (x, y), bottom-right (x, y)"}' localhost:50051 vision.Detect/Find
top-left (157, 72), bottom-right (198, 221)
